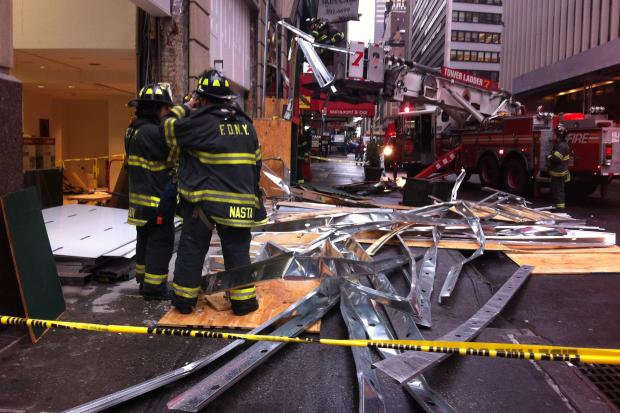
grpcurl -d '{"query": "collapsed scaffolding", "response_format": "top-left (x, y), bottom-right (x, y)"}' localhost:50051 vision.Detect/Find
top-left (63, 170), bottom-right (617, 413)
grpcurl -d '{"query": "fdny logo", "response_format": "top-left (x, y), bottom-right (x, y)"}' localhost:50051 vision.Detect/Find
top-left (219, 123), bottom-right (250, 136)
top-left (229, 206), bottom-right (253, 219)
top-left (567, 133), bottom-right (590, 144)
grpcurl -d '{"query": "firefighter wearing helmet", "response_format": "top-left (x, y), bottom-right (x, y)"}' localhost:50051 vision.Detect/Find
top-left (125, 83), bottom-right (177, 300)
top-left (547, 123), bottom-right (571, 212)
top-left (162, 69), bottom-right (267, 315)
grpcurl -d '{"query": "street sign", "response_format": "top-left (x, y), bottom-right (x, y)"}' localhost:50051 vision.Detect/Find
top-left (348, 41), bottom-right (365, 79)
top-left (366, 44), bottom-right (384, 83)
top-left (317, 0), bottom-right (359, 22)
top-left (441, 66), bottom-right (499, 91)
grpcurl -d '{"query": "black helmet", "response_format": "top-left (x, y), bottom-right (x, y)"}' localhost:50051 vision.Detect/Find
top-left (554, 123), bottom-right (568, 139)
top-left (195, 69), bottom-right (238, 101)
top-left (128, 83), bottom-right (173, 107)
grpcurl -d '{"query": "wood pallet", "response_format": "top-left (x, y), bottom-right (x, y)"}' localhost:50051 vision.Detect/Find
top-left (158, 279), bottom-right (322, 333)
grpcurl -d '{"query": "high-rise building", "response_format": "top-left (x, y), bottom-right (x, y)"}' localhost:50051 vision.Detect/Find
top-left (409, 0), bottom-right (503, 82)
top-left (501, 0), bottom-right (620, 119)
top-left (374, 0), bottom-right (387, 43)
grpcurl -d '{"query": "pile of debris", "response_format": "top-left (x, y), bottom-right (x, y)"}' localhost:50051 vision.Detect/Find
top-left (64, 178), bottom-right (617, 412)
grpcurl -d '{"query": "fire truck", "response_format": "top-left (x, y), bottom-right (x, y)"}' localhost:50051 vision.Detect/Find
top-left (383, 61), bottom-right (620, 196)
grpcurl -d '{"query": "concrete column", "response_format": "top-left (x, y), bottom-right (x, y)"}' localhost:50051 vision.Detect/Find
top-left (566, 0), bottom-right (576, 58)
top-left (600, 0), bottom-right (610, 44)
top-left (591, 0), bottom-right (601, 47)
top-left (611, 0), bottom-right (620, 40)
top-left (0, 0), bottom-right (23, 194)
top-left (160, 0), bottom-right (189, 102)
top-left (574, 0), bottom-right (584, 55)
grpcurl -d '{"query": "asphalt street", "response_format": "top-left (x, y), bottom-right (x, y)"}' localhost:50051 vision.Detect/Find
top-left (0, 156), bottom-right (618, 412)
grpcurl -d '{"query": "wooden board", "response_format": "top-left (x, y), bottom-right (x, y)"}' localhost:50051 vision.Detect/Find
top-left (254, 119), bottom-right (292, 197)
top-left (505, 252), bottom-right (620, 274)
top-left (158, 279), bottom-right (322, 333)
top-left (1, 188), bottom-right (66, 342)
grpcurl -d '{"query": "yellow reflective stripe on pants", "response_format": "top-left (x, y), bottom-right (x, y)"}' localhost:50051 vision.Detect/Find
top-left (127, 155), bottom-right (168, 172)
top-left (171, 282), bottom-right (200, 299)
top-left (549, 170), bottom-right (569, 177)
top-left (230, 286), bottom-right (257, 301)
top-left (128, 217), bottom-right (148, 226)
top-left (144, 273), bottom-right (168, 285)
top-left (178, 188), bottom-right (260, 207)
top-left (129, 193), bottom-right (161, 208)
top-left (255, 147), bottom-right (262, 162)
top-left (135, 264), bottom-right (145, 275)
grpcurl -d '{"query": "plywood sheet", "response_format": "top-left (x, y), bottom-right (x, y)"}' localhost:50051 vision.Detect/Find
top-left (255, 119), bottom-right (292, 197)
top-left (158, 279), bottom-right (321, 333)
top-left (505, 252), bottom-right (620, 274)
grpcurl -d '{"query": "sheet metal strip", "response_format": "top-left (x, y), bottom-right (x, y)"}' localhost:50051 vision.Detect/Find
top-left (439, 202), bottom-right (486, 303)
top-left (64, 288), bottom-right (323, 413)
top-left (373, 265), bottom-right (534, 383)
top-left (167, 279), bottom-right (342, 412)
top-left (340, 285), bottom-right (387, 413)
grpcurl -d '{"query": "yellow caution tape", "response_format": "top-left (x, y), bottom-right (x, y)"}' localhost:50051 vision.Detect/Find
top-left (310, 155), bottom-right (362, 164)
top-left (3, 315), bottom-right (620, 365)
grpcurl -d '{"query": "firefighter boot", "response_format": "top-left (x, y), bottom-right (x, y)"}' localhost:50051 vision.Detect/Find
top-left (142, 284), bottom-right (172, 301)
top-left (229, 286), bottom-right (259, 316)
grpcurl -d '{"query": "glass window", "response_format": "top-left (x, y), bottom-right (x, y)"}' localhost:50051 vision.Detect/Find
top-left (450, 50), bottom-right (457, 60)
top-left (464, 32), bottom-right (471, 42)
top-left (458, 31), bottom-right (465, 41)
top-left (479, 32), bottom-right (485, 42)
top-left (465, 12), bottom-right (472, 22)
top-left (452, 10), bottom-right (458, 21)
top-left (478, 51), bottom-right (485, 61)
top-left (459, 11), bottom-right (465, 21)
top-left (451, 31), bottom-right (457, 41)
top-left (457, 50), bottom-right (464, 60)
top-left (472, 13), bottom-right (479, 23)
top-left (486, 33), bottom-right (493, 43)
top-left (463, 51), bottom-right (471, 61)
top-left (492, 33), bottom-right (500, 43)
top-left (484, 52), bottom-right (491, 62)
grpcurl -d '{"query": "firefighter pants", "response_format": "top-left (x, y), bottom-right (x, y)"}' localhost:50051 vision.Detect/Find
top-left (135, 218), bottom-right (175, 293)
top-left (171, 203), bottom-right (256, 307)
top-left (550, 176), bottom-right (566, 210)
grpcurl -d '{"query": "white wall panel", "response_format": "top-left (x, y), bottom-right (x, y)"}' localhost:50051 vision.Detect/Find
top-left (210, 0), bottom-right (251, 90)
top-left (559, 0), bottom-right (568, 59)
top-left (582, 0), bottom-right (591, 51)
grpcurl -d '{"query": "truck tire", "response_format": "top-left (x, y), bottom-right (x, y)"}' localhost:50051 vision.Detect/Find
top-left (502, 158), bottom-right (530, 195)
top-left (478, 155), bottom-right (501, 188)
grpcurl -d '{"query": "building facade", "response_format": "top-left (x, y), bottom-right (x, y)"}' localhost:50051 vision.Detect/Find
top-left (409, 0), bottom-right (502, 82)
top-left (500, 0), bottom-right (620, 118)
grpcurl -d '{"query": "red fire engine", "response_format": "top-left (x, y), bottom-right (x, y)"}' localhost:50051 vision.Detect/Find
top-left (385, 62), bottom-right (620, 196)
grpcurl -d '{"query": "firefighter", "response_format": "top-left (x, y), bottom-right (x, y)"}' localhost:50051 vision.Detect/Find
top-left (125, 83), bottom-right (177, 300)
top-left (296, 127), bottom-right (312, 184)
top-left (162, 69), bottom-right (267, 315)
top-left (547, 123), bottom-right (571, 212)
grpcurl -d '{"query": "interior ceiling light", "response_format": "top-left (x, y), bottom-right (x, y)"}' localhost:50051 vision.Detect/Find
top-left (37, 85), bottom-right (45, 88)
top-left (68, 85), bottom-right (75, 89)
top-left (39, 65), bottom-right (45, 69)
